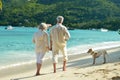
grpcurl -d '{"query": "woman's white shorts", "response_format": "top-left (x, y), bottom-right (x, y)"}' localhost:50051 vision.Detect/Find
top-left (36, 52), bottom-right (45, 64)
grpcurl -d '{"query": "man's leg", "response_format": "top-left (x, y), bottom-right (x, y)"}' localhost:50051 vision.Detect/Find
top-left (53, 54), bottom-right (58, 73)
top-left (52, 52), bottom-right (58, 73)
top-left (53, 63), bottom-right (56, 73)
top-left (61, 47), bottom-right (68, 71)
top-left (63, 61), bottom-right (66, 71)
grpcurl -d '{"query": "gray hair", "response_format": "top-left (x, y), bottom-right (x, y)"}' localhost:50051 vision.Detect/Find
top-left (38, 23), bottom-right (47, 30)
top-left (56, 16), bottom-right (64, 23)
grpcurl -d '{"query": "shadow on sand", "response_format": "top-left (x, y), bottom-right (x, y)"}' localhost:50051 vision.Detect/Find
top-left (10, 72), bottom-right (52, 80)
top-left (11, 51), bottom-right (120, 80)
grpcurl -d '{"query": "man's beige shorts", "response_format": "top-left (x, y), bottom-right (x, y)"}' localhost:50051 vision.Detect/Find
top-left (52, 46), bottom-right (68, 63)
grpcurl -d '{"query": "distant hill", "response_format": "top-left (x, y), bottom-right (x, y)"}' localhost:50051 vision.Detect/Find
top-left (0, 0), bottom-right (120, 30)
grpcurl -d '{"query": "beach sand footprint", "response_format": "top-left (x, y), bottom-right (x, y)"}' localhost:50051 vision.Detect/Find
top-left (114, 63), bottom-right (120, 66)
top-left (74, 72), bottom-right (89, 77)
top-left (111, 76), bottom-right (120, 80)
top-left (96, 69), bottom-right (110, 74)
top-left (87, 69), bottom-right (110, 74)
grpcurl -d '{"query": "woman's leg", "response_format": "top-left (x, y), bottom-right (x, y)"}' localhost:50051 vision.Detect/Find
top-left (36, 63), bottom-right (41, 75)
top-left (36, 53), bottom-right (45, 75)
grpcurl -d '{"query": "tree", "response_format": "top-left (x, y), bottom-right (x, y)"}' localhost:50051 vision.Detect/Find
top-left (1, 0), bottom-right (120, 30)
top-left (0, 0), bottom-right (2, 10)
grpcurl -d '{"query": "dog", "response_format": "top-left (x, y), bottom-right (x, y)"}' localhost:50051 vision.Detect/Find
top-left (87, 48), bottom-right (108, 64)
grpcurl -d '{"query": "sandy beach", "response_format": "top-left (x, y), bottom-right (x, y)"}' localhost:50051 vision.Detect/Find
top-left (0, 47), bottom-right (120, 80)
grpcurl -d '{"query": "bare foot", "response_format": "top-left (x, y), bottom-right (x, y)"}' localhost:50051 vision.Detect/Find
top-left (54, 70), bottom-right (56, 73)
top-left (92, 63), bottom-right (95, 65)
top-left (63, 68), bottom-right (66, 71)
top-left (35, 73), bottom-right (40, 76)
top-left (103, 62), bottom-right (106, 64)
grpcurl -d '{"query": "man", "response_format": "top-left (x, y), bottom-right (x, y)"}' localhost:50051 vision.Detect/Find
top-left (50, 16), bottom-right (70, 73)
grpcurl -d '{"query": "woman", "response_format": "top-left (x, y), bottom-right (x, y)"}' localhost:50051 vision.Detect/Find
top-left (33, 23), bottom-right (50, 76)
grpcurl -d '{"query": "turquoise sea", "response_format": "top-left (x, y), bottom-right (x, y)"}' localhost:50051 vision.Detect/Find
top-left (0, 26), bottom-right (120, 69)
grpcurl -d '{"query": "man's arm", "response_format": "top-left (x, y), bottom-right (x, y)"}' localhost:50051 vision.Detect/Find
top-left (64, 28), bottom-right (71, 41)
top-left (50, 32), bottom-right (52, 51)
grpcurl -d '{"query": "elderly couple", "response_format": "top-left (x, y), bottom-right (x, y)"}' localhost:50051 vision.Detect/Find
top-left (32, 16), bottom-right (71, 76)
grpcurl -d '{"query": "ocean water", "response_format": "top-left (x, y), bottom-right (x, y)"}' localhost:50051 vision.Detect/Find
top-left (0, 26), bottom-right (120, 69)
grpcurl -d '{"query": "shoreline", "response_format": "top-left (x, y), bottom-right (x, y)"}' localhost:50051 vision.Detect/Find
top-left (0, 46), bottom-right (120, 80)
top-left (0, 41), bottom-right (120, 70)
top-left (1, 41), bottom-right (120, 70)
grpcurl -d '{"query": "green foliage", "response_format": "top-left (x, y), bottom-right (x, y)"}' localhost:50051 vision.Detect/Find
top-left (0, 0), bottom-right (2, 10)
top-left (0, 0), bottom-right (120, 30)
